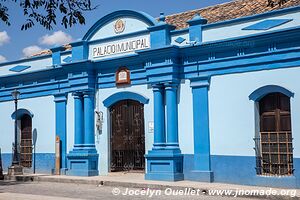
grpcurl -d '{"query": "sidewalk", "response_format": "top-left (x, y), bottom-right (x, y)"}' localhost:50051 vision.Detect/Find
top-left (4, 172), bottom-right (300, 199)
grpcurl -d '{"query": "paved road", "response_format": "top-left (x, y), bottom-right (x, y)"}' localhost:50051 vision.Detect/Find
top-left (0, 181), bottom-right (262, 200)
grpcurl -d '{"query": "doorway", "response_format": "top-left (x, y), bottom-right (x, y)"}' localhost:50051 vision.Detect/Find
top-left (109, 100), bottom-right (145, 172)
top-left (20, 114), bottom-right (32, 168)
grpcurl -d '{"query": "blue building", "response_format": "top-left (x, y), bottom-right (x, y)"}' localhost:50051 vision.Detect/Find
top-left (1, 0), bottom-right (300, 188)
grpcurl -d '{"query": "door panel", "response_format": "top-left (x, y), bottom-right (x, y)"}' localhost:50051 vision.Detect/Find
top-left (259, 93), bottom-right (293, 175)
top-left (110, 100), bottom-right (145, 171)
top-left (20, 114), bottom-right (32, 168)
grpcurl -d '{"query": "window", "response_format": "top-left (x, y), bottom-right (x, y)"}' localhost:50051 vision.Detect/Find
top-left (255, 92), bottom-right (293, 176)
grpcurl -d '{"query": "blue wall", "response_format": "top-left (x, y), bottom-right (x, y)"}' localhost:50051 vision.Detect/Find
top-left (1, 153), bottom-right (55, 174)
top-left (183, 154), bottom-right (300, 189)
top-left (2, 152), bottom-right (298, 188)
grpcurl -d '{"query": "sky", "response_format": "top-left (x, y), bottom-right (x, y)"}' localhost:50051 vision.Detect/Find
top-left (0, 0), bottom-right (232, 63)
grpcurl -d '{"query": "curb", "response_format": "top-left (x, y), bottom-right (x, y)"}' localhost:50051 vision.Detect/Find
top-left (3, 175), bottom-right (299, 200)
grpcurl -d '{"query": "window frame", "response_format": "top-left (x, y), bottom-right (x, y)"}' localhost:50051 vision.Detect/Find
top-left (255, 92), bottom-right (294, 176)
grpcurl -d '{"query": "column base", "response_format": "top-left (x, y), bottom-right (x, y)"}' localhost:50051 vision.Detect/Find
top-left (66, 148), bottom-right (99, 176)
top-left (8, 165), bottom-right (23, 176)
top-left (60, 168), bottom-right (68, 175)
top-left (184, 170), bottom-right (214, 182)
top-left (152, 143), bottom-right (166, 150)
top-left (145, 149), bottom-right (183, 181)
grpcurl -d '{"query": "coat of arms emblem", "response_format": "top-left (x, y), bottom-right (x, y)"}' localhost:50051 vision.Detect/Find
top-left (114, 19), bottom-right (125, 34)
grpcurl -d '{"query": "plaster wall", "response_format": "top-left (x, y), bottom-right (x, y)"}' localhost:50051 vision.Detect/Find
top-left (203, 11), bottom-right (300, 43)
top-left (0, 95), bottom-right (55, 153)
top-left (209, 66), bottom-right (300, 158)
top-left (0, 57), bottom-right (52, 76)
top-left (90, 17), bottom-right (150, 41)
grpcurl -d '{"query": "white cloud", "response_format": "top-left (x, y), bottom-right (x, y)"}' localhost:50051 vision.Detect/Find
top-left (22, 45), bottom-right (43, 57)
top-left (39, 31), bottom-right (73, 46)
top-left (0, 31), bottom-right (10, 46)
top-left (0, 55), bottom-right (7, 63)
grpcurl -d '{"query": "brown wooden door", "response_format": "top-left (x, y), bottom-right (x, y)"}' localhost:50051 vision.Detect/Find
top-left (110, 100), bottom-right (145, 172)
top-left (259, 92), bottom-right (293, 175)
top-left (20, 114), bottom-right (32, 168)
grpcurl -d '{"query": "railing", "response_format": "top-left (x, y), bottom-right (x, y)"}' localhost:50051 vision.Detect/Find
top-left (254, 131), bottom-right (294, 176)
top-left (20, 138), bottom-right (32, 168)
top-left (111, 150), bottom-right (145, 172)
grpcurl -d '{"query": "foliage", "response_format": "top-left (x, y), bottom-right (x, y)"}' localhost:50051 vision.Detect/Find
top-left (0, 0), bottom-right (97, 30)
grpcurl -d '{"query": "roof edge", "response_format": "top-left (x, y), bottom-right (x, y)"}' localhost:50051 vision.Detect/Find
top-left (203, 5), bottom-right (300, 29)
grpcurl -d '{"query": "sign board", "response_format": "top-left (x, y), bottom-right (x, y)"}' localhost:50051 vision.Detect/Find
top-left (92, 35), bottom-right (150, 58)
top-left (148, 121), bottom-right (154, 133)
top-left (89, 18), bottom-right (151, 59)
top-left (116, 67), bottom-right (130, 85)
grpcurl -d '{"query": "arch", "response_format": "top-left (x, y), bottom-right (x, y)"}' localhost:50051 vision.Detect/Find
top-left (103, 91), bottom-right (149, 108)
top-left (249, 85), bottom-right (294, 102)
top-left (83, 10), bottom-right (157, 41)
top-left (11, 108), bottom-right (34, 120)
top-left (109, 99), bottom-right (145, 171)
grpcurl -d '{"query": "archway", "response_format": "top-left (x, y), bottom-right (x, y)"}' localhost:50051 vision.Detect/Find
top-left (20, 114), bottom-right (33, 168)
top-left (109, 99), bottom-right (145, 172)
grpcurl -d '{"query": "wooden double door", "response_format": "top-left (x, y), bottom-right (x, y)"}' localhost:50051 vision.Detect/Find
top-left (259, 92), bottom-right (293, 175)
top-left (20, 114), bottom-right (32, 168)
top-left (110, 100), bottom-right (145, 172)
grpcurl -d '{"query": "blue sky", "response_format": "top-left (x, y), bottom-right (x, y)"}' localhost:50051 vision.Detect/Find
top-left (0, 0), bottom-right (231, 62)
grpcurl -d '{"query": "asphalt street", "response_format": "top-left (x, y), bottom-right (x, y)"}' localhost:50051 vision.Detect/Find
top-left (0, 181), bottom-right (262, 200)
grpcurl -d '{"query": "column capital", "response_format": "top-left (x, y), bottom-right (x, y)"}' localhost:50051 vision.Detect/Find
top-left (72, 90), bottom-right (95, 98)
top-left (152, 84), bottom-right (164, 91)
top-left (190, 77), bottom-right (210, 89)
top-left (72, 91), bottom-right (83, 98)
top-left (54, 93), bottom-right (68, 102)
top-left (82, 90), bottom-right (95, 97)
top-left (164, 82), bottom-right (179, 90)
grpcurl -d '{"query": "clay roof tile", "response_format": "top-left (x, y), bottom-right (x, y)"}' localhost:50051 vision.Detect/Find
top-left (164, 0), bottom-right (300, 29)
